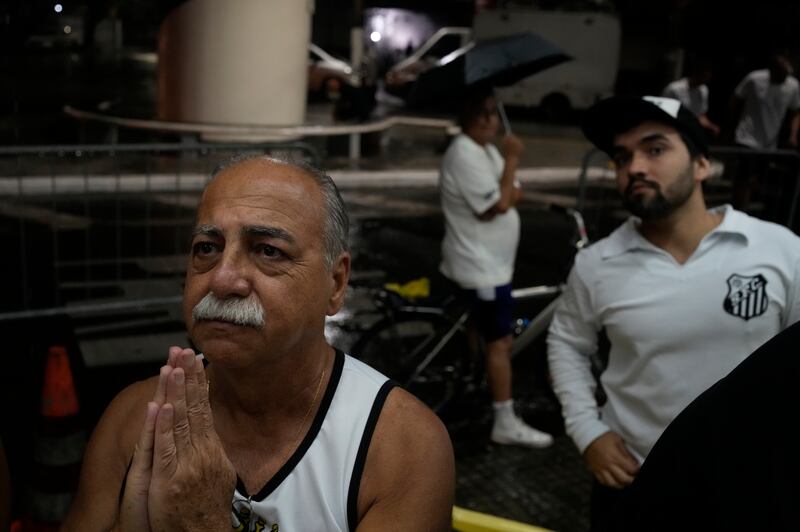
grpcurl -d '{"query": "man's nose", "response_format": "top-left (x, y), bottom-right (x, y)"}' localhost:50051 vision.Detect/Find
top-left (208, 247), bottom-right (252, 298)
top-left (626, 151), bottom-right (648, 177)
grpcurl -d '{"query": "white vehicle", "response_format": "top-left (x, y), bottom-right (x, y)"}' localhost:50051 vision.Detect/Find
top-left (473, 8), bottom-right (621, 117)
top-left (308, 43), bottom-right (361, 91)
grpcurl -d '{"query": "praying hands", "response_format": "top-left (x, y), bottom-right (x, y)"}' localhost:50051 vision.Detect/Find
top-left (119, 347), bottom-right (236, 531)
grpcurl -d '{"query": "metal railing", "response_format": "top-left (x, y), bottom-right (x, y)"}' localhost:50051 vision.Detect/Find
top-left (0, 141), bottom-right (319, 321)
top-left (63, 106), bottom-right (459, 162)
top-left (574, 145), bottom-right (800, 233)
top-left (3, 141), bottom-right (798, 322)
top-left (708, 146), bottom-right (800, 232)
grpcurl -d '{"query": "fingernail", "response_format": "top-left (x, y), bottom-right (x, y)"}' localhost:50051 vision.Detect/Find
top-left (175, 370), bottom-right (185, 384)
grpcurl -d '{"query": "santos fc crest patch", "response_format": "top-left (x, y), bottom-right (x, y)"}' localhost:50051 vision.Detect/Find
top-left (723, 273), bottom-right (768, 321)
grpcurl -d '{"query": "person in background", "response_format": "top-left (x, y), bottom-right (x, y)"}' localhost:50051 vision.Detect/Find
top-left (662, 56), bottom-right (720, 136)
top-left (62, 155), bottom-right (455, 531)
top-left (730, 51), bottom-right (800, 150)
top-left (548, 95), bottom-right (800, 531)
top-left (728, 52), bottom-right (800, 209)
top-left (439, 87), bottom-right (553, 449)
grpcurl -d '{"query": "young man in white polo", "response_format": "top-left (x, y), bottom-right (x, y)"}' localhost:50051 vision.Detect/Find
top-left (547, 95), bottom-right (800, 531)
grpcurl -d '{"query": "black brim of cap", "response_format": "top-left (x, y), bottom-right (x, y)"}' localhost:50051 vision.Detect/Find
top-left (582, 96), bottom-right (708, 156)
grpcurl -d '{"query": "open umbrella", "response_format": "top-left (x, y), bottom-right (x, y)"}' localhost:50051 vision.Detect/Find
top-left (406, 32), bottom-right (571, 131)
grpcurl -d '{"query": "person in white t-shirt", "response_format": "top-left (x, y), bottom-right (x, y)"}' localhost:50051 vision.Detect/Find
top-left (548, 95), bottom-right (800, 531)
top-left (731, 53), bottom-right (800, 150)
top-left (662, 59), bottom-right (719, 136)
top-left (728, 53), bottom-right (800, 209)
top-left (439, 88), bottom-right (553, 449)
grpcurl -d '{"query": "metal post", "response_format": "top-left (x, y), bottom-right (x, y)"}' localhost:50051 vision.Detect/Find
top-left (494, 89), bottom-right (512, 134)
top-left (349, 133), bottom-right (361, 164)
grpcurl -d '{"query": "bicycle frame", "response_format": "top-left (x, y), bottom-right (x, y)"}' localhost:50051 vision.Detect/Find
top-left (405, 309), bottom-right (470, 386)
top-left (510, 285), bottom-right (564, 357)
top-left (352, 203), bottom-right (591, 395)
top-left (396, 283), bottom-right (564, 385)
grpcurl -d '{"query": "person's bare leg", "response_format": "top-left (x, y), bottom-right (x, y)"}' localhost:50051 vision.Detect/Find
top-left (486, 335), bottom-right (553, 448)
top-left (484, 335), bottom-right (513, 402)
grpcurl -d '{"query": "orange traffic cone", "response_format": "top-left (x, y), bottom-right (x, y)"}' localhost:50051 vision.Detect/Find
top-left (24, 345), bottom-right (86, 531)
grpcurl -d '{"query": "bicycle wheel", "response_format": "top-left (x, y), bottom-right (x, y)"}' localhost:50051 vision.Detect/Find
top-left (350, 313), bottom-right (468, 413)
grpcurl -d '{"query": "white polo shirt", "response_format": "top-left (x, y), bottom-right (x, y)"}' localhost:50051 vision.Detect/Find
top-left (662, 78), bottom-right (709, 117)
top-left (439, 133), bottom-right (520, 289)
top-left (734, 69), bottom-right (800, 149)
top-left (548, 206), bottom-right (800, 461)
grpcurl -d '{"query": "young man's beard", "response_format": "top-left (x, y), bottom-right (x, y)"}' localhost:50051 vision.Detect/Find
top-left (622, 164), bottom-right (695, 221)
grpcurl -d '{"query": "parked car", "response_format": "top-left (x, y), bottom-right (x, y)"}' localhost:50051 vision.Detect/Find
top-left (384, 27), bottom-right (472, 92)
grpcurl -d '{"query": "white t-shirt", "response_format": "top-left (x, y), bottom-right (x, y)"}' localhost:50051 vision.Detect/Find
top-left (662, 78), bottom-right (708, 117)
top-left (230, 352), bottom-right (393, 531)
top-left (439, 133), bottom-right (520, 289)
top-left (734, 69), bottom-right (800, 149)
top-left (548, 206), bottom-right (800, 461)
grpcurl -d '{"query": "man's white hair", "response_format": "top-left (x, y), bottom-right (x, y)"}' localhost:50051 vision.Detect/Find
top-left (210, 154), bottom-right (350, 270)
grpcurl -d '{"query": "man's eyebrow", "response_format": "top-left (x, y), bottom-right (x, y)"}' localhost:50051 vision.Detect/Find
top-left (192, 224), bottom-right (221, 238)
top-left (242, 225), bottom-right (295, 244)
top-left (612, 132), bottom-right (673, 154)
top-left (638, 132), bottom-right (671, 144)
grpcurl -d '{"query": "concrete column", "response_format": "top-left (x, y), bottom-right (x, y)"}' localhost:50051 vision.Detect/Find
top-left (157, 0), bottom-right (314, 140)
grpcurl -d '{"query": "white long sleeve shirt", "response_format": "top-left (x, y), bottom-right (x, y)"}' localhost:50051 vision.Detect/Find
top-left (547, 206), bottom-right (800, 461)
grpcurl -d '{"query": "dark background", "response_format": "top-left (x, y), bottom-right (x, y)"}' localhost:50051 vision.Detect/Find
top-left (3, 0), bottom-right (800, 145)
top-left (2, 1), bottom-right (800, 529)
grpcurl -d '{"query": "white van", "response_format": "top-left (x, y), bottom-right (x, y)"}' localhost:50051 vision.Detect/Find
top-left (473, 8), bottom-right (621, 118)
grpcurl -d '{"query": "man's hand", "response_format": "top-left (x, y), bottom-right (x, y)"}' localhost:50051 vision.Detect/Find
top-left (500, 134), bottom-right (524, 160)
top-left (118, 363), bottom-right (173, 532)
top-left (512, 186), bottom-right (523, 205)
top-left (147, 349), bottom-right (237, 531)
top-left (583, 431), bottom-right (640, 489)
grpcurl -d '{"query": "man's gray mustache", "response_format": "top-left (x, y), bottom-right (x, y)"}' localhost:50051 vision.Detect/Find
top-left (192, 293), bottom-right (265, 328)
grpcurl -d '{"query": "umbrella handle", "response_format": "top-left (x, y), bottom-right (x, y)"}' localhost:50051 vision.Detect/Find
top-left (495, 95), bottom-right (512, 135)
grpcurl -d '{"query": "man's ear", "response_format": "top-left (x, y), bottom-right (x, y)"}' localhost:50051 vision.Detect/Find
top-left (326, 252), bottom-right (351, 316)
top-left (694, 154), bottom-right (712, 183)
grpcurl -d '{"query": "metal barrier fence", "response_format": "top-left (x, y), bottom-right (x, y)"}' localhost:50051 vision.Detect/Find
top-left (1, 141), bottom-right (798, 322)
top-left (575, 145), bottom-right (800, 234)
top-left (708, 146), bottom-right (800, 232)
top-left (0, 141), bottom-right (319, 321)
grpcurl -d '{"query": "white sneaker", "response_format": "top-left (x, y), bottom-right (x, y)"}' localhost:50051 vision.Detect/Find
top-left (490, 416), bottom-right (554, 448)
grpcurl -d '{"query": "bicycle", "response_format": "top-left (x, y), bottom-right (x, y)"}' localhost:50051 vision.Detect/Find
top-left (349, 205), bottom-right (589, 415)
